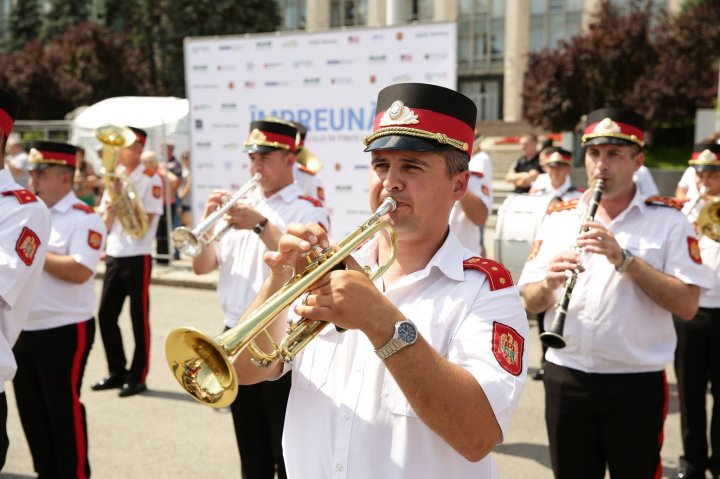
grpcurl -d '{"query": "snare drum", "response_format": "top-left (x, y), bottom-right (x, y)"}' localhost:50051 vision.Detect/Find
top-left (494, 194), bottom-right (550, 281)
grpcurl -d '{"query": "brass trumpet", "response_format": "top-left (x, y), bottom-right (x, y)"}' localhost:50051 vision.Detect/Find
top-left (165, 197), bottom-right (398, 407)
top-left (172, 174), bottom-right (261, 257)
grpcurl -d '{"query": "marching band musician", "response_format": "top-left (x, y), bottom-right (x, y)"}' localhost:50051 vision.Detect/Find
top-left (528, 147), bottom-right (583, 203)
top-left (0, 88), bottom-right (50, 470)
top-left (290, 120), bottom-right (325, 203)
top-left (674, 142), bottom-right (720, 479)
top-left (191, 119), bottom-right (328, 479)
top-left (519, 108), bottom-right (713, 479)
top-left (230, 83), bottom-right (528, 478)
top-left (92, 127), bottom-right (163, 397)
top-left (15, 141), bottom-right (106, 478)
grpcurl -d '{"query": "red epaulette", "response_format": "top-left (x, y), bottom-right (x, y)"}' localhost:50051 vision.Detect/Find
top-left (298, 195), bottom-right (323, 207)
top-left (143, 168), bottom-right (155, 177)
top-left (463, 257), bottom-right (513, 291)
top-left (72, 203), bottom-right (95, 214)
top-left (645, 196), bottom-right (683, 211)
top-left (547, 198), bottom-right (579, 215)
top-left (2, 189), bottom-right (38, 204)
top-left (470, 171), bottom-right (484, 179)
top-left (297, 164), bottom-right (316, 176)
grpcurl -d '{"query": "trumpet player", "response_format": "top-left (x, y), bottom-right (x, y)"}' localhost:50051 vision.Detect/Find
top-left (230, 83), bottom-right (528, 478)
top-left (16, 141), bottom-right (106, 478)
top-left (0, 88), bottom-right (50, 470)
top-left (92, 127), bottom-right (164, 397)
top-left (191, 119), bottom-right (328, 479)
top-left (674, 142), bottom-right (720, 479)
top-left (519, 108), bottom-right (712, 479)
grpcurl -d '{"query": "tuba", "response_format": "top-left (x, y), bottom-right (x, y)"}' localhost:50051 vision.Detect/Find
top-left (165, 197), bottom-right (398, 407)
top-left (96, 125), bottom-right (148, 239)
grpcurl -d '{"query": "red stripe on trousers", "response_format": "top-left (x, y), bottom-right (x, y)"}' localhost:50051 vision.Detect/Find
top-left (654, 371), bottom-right (669, 479)
top-left (71, 322), bottom-right (88, 479)
top-left (141, 255), bottom-right (151, 382)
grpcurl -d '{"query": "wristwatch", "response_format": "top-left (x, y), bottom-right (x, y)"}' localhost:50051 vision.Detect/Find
top-left (252, 217), bottom-right (269, 235)
top-left (616, 248), bottom-right (635, 273)
top-left (374, 319), bottom-right (418, 360)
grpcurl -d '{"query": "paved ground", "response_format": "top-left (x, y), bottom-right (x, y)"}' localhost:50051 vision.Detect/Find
top-left (1, 234), bottom-right (698, 478)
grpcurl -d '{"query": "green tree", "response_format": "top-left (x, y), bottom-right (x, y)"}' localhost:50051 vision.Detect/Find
top-left (4, 0), bottom-right (42, 51)
top-left (42, 0), bottom-right (90, 41)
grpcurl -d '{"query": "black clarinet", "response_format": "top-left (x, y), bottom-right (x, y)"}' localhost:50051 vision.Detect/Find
top-left (539, 178), bottom-right (605, 349)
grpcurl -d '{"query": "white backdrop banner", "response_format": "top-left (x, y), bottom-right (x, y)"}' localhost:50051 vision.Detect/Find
top-left (185, 22), bottom-right (457, 236)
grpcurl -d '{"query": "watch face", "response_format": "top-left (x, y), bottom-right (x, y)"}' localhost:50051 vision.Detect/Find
top-left (397, 322), bottom-right (417, 343)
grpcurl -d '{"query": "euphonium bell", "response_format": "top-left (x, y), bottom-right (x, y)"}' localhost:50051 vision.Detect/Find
top-left (165, 197), bottom-right (398, 407)
top-left (696, 197), bottom-right (720, 242)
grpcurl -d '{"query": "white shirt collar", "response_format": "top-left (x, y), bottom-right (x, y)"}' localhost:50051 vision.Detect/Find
top-left (0, 168), bottom-right (15, 192)
top-left (50, 190), bottom-right (80, 213)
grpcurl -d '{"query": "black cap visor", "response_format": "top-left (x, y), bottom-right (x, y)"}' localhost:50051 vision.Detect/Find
top-left (364, 135), bottom-right (450, 153)
top-left (583, 136), bottom-right (637, 147)
top-left (244, 144), bottom-right (282, 154)
top-left (692, 164), bottom-right (720, 173)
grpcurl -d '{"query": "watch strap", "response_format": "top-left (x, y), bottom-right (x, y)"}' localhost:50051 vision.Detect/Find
top-left (616, 248), bottom-right (634, 273)
top-left (253, 217), bottom-right (269, 235)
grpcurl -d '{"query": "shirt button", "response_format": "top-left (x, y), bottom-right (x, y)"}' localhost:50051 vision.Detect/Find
top-left (343, 412), bottom-right (350, 420)
top-left (336, 463), bottom-right (344, 471)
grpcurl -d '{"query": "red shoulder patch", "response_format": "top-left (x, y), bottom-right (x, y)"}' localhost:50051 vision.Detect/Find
top-left (547, 198), bottom-right (579, 215)
top-left (527, 239), bottom-right (542, 261)
top-left (297, 164), bottom-right (316, 176)
top-left (645, 196), bottom-right (683, 211)
top-left (143, 168), bottom-right (156, 177)
top-left (2, 189), bottom-right (38, 204)
top-left (73, 203), bottom-right (94, 214)
top-left (15, 227), bottom-right (41, 266)
top-left (463, 257), bottom-right (513, 291)
top-left (688, 236), bottom-right (702, 264)
top-left (492, 322), bottom-right (524, 376)
top-left (87, 230), bottom-right (102, 250)
top-left (481, 184), bottom-right (490, 197)
top-left (152, 185), bottom-right (162, 198)
top-left (470, 171), bottom-right (484, 179)
top-left (298, 195), bottom-right (323, 207)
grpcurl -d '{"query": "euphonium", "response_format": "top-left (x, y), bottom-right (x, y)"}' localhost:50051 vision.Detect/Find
top-left (540, 178), bottom-right (604, 349)
top-left (96, 125), bottom-right (148, 239)
top-left (165, 197), bottom-right (398, 407)
top-left (685, 187), bottom-right (720, 242)
top-left (172, 173), bottom-right (261, 257)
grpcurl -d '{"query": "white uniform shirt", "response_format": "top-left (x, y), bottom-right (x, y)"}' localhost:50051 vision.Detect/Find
top-left (26, 191), bottom-right (106, 331)
top-left (529, 176), bottom-right (583, 201)
top-left (449, 152), bottom-right (493, 253)
top-left (518, 189), bottom-right (714, 373)
top-left (100, 165), bottom-right (164, 257)
top-left (8, 151), bottom-right (29, 187)
top-left (678, 165), bottom-right (699, 200)
top-left (683, 198), bottom-right (720, 308)
top-left (281, 231), bottom-right (528, 479)
top-left (633, 165), bottom-right (659, 197)
top-left (294, 164), bottom-right (325, 202)
top-left (215, 182), bottom-right (329, 328)
top-left (0, 169), bottom-right (50, 391)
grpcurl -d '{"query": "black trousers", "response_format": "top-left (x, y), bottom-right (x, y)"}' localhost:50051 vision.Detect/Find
top-left (544, 362), bottom-right (667, 479)
top-left (674, 308), bottom-right (720, 475)
top-left (13, 319), bottom-right (95, 479)
top-left (98, 255), bottom-right (152, 384)
top-left (0, 392), bottom-right (8, 471)
top-left (231, 373), bottom-right (291, 479)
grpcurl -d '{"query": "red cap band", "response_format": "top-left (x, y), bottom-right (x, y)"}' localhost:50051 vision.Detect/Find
top-left (0, 108), bottom-right (14, 138)
top-left (37, 150), bottom-right (77, 168)
top-left (583, 121), bottom-right (644, 143)
top-left (249, 131), bottom-right (297, 151)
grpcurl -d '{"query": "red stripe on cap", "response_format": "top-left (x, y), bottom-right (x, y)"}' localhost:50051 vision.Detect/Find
top-left (373, 107), bottom-right (474, 154)
top-left (0, 108), bottom-right (13, 138)
top-left (37, 149), bottom-right (76, 167)
top-left (253, 131), bottom-right (297, 151)
top-left (691, 151), bottom-right (719, 161)
top-left (135, 134), bottom-right (146, 146)
top-left (583, 121), bottom-right (644, 143)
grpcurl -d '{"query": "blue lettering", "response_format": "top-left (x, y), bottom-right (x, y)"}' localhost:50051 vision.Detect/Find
top-left (315, 109), bottom-right (328, 131)
top-left (297, 109), bottom-right (312, 127)
top-left (279, 110), bottom-right (295, 121)
top-left (367, 102), bottom-right (376, 130)
top-left (329, 108), bottom-right (345, 131)
top-left (348, 107), bottom-right (364, 131)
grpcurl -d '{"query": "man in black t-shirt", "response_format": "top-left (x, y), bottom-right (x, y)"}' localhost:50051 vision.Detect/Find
top-left (505, 133), bottom-right (542, 193)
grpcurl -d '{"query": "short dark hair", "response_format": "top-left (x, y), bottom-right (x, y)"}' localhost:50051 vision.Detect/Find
top-left (438, 148), bottom-right (469, 178)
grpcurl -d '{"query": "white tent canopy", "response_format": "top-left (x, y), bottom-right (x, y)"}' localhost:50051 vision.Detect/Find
top-left (71, 96), bottom-right (190, 169)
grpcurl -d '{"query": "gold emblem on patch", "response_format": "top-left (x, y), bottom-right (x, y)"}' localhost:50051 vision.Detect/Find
top-left (379, 100), bottom-right (419, 127)
top-left (698, 149), bottom-right (718, 163)
top-left (248, 129), bottom-right (267, 142)
top-left (593, 117), bottom-right (622, 135)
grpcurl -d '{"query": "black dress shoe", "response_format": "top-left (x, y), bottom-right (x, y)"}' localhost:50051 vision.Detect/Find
top-left (119, 382), bottom-right (147, 397)
top-left (91, 374), bottom-right (126, 391)
top-left (531, 369), bottom-right (545, 380)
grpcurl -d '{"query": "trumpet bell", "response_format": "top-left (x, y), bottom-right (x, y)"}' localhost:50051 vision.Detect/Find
top-left (172, 227), bottom-right (202, 258)
top-left (166, 327), bottom-right (238, 407)
top-left (95, 124), bottom-right (136, 148)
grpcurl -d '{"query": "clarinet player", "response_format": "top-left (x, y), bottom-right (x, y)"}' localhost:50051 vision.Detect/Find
top-left (519, 108), bottom-right (713, 479)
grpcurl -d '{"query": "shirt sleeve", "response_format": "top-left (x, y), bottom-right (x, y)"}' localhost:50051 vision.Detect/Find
top-left (299, 205), bottom-right (331, 235)
top-left (446, 280), bottom-right (528, 441)
top-left (662, 213), bottom-right (715, 289)
top-left (142, 174), bottom-right (164, 215)
top-left (68, 213), bottom-right (107, 274)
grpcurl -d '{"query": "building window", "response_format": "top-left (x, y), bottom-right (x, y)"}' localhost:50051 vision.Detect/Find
top-left (458, 0), bottom-right (505, 74)
top-left (459, 77), bottom-right (502, 121)
top-left (410, 0), bottom-right (434, 22)
top-left (529, 0), bottom-right (583, 52)
top-left (276, 0), bottom-right (306, 30)
top-left (330, 0), bottom-right (367, 27)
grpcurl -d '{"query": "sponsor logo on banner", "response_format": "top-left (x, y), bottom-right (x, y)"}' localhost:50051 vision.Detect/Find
top-left (245, 62), bottom-right (254, 71)
top-left (392, 74), bottom-right (411, 82)
top-left (265, 81), bottom-right (292, 87)
top-left (190, 46), bottom-right (210, 54)
top-left (222, 143), bottom-right (240, 150)
top-left (264, 61), bottom-right (283, 69)
top-left (326, 58), bottom-right (353, 66)
top-left (309, 38), bottom-right (338, 46)
top-left (371, 33), bottom-right (384, 41)
top-left (256, 40), bottom-right (272, 49)
top-left (425, 72), bottom-right (448, 82)
top-left (369, 75), bottom-right (377, 84)
top-left (396, 31), bottom-right (404, 41)
top-left (196, 162), bottom-right (214, 170)
top-left (192, 64), bottom-right (208, 72)
top-left (195, 119), bottom-right (203, 130)
top-left (293, 60), bottom-right (313, 68)
top-left (211, 123), bottom-right (239, 129)
top-left (191, 84), bottom-right (219, 90)
top-left (282, 40), bottom-right (299, 48)
top-left (368, 54), bottom-right (387, 64)
top-left (400, 53), bottom-right (412, 62)
top-left (335, 185), bottom-right (352, 193)
top-left (228, 81), bottom-right (236, 89)
top-left (348, 35), bottom-right (360, 43)
top-left (245, 81), bottom-right (256, 88)
top-left (218, 44), bottom-right (243, 51)
top-left (425, 52), bottom-right (449, 60)
top-left (249, 104), bottom-right (376, 132)
top-left (217, 64), bottom-right (236, 71)
top-left (304, 78), bottom-right (321, 86)
top-left (223, 161), bottom-right (233, 171)
top-left (221, 102), bottom-right (237, 111)
top-left (354, 164), bottom-right (370, 170)
top-left (331, 77), bottom-right (352, 85)
top-left (416, 30), bottom-right (450, 38)
top-left (195, 141), bottom-right (211, 149)
top-left (193, 104), bottom-right (212, 111)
